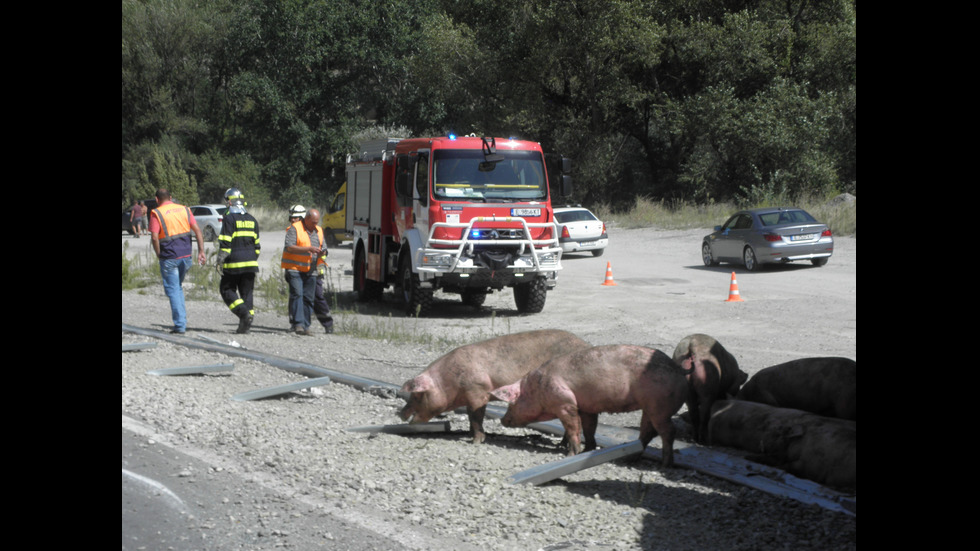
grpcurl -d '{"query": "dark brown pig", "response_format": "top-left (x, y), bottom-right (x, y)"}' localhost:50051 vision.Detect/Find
top-left (736, 357), bottom-right (856, 420)
top-left (399, 330), bottom-right (590, 444)
top-left (708, 400), bottom-right (856, 490)
top-left (672, 334), bottom-right (748, 444)
top-left (490, 345), bottom-right (688, 467)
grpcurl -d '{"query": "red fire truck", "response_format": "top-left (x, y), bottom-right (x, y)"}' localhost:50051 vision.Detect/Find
top-left (345, 135), bottom-right (572, 316)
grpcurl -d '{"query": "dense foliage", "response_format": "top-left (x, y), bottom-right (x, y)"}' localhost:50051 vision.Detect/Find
top-left (121, 0), bottom-right (855, 212)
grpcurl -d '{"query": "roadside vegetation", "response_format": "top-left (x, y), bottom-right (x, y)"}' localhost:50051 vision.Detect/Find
top-left (597, 190), bottom-right (855, 236)
top-left (122, 0), bottom-right (855, 216)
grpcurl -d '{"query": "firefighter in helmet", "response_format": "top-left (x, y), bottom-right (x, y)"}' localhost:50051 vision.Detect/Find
top-left (215, 187), bottom-right (260, 333)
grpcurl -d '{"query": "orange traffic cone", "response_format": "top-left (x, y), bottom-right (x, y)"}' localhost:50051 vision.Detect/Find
top-left (725, 272), bottom-right (744, 302)
top-left (601, 262), bottom-right (617, 286)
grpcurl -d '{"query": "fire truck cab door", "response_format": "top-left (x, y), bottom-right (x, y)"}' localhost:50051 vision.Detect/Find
top-left (412, 150), bottom-right (430, 239)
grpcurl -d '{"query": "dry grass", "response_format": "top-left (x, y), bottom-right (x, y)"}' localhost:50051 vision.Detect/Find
top-left (593, 194), bottom-right (855, 236)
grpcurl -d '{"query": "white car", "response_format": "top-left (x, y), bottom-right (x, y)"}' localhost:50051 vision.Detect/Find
top-left (554, 206), bottom-right (608, 257)
top-left (190, 204), bottom-right (228, 242)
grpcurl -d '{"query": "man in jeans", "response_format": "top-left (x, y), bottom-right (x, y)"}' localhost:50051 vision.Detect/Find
top-left (149, 188), bottom-right (207, 334)
top-left (281, 208), bottom-right (325, 336)
top-left (287, 205), bottom-right (334, 333)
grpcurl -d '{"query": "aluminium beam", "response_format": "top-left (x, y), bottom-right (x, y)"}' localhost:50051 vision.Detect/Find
top-left (122, 342), bottom-right (158, 352)
top-left (147, 363), bottom-right (234, 376)
top-left (231, 376), bottom-right (332, 401)
top-left (346, 421), bottom-right (452, 434)
top-left (508, 440), bottom-right (646, 485)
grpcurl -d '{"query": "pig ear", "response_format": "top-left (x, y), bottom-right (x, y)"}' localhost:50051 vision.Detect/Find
top-left (402, 374), bottom-right (433, 393)
top-left (490, 382), bottom-right (521, 403)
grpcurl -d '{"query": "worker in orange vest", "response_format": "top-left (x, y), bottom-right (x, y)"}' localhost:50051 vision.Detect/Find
top-left (148, 188), bottom-right (206, 334)
top-left (287, 205), bottom-right (334, 333)
top-left (281, 207), bottom-right (325, 335)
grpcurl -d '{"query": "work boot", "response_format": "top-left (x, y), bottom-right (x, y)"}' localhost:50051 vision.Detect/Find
top-left (236, 313), bottom-right (253, 334)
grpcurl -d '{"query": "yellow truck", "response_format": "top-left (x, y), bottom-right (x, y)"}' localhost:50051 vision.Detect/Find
top-left (321, 182), bottom-right (350, 247)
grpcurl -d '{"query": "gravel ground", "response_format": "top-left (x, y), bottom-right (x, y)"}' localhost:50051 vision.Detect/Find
top-left (122, 227), bottom-right (856, 550)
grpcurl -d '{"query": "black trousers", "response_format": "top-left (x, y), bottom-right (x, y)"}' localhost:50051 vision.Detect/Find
top-left (313, 275), bottom-right (334, 329)
top-left (220, 272), bottom-right (256, 318)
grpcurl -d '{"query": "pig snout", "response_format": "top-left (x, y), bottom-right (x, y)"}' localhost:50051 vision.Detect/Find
top-left (398, 403), bottom-right (416, 423)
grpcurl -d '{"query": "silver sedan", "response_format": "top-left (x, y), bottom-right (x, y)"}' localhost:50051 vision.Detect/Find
top-left (702, 207), bottom-right (833, 271)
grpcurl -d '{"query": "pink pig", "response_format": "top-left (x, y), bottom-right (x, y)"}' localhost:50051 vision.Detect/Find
top-left (399, 330), bottom-right (590, 444)
top-left (490, 345), bottom-right (688, 468)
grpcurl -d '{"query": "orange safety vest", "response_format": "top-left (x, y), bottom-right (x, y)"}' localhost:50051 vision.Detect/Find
top-left (152, 202), bottom-right (194, 259)
top-left (281, 221), bottom-right (324, 272)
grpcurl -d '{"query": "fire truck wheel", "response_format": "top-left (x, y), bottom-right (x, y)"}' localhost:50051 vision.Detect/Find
top-left (354, 246), bottom-right (383, 302)
top-left (400, 254), bottom-right (433, 317)
top-left (461, 289), bottom-right (488, 308)
top-left (513, 278), bottom-right (547, 313)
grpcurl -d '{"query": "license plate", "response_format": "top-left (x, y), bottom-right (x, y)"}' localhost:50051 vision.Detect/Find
top-left (511, 208), bottom-right (540, 217)
top-left (580, 241), bottom-right (596, 247)
top-left (790, 233), bottom-right (815, 241)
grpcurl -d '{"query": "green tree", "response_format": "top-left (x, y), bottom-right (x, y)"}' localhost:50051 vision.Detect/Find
top-left (122, 140), bottom-right (200, 208)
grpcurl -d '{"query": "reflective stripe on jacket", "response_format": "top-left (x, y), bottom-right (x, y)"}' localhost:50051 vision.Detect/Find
top-left (281, 221), bottom-right (324, 272)
top-left (152, 202), bottom-right (193, 259)
top-left (218, 212), bottom-right (261, 273)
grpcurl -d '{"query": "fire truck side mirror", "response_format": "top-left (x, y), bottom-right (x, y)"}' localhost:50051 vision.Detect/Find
top-left (395, 155), bottom-right (413, 198)
top-left (560, 157), bottom-right (572, 196)
top-left (560, 174), bottom-right (573, 197)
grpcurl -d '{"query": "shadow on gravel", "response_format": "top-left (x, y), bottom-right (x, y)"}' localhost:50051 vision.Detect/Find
top-left (326, 290), bottom-right (534, 321)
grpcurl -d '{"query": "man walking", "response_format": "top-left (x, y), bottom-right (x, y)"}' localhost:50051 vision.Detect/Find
top-left (149, 188), bottom-right (207, 334)
top-left (215, 188), bottom-right (261, 334)
top-left (282, 207), bottom-right (325, 336)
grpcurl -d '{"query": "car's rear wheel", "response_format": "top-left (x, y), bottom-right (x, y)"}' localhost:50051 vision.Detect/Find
top-left (591, 248), bottom-right (604, 257)
top-left (702, 242), bottom-right (718, 266)
top-left (743, 246), bottom-right (759, 271)
top-left (811, 257), bottom-right (829, 267)
top-left (203, 225), bottom-right (216, 242)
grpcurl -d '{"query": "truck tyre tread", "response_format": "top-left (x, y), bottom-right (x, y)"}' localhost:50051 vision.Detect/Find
top-left (514, 278), bottom-right (547, 314)
top-left (354, 246), bottom-right (383, 301)
top-left (400, 254), bottom-right (433, 317)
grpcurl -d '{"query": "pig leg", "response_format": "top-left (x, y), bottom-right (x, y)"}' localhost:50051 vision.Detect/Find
top-left (638, 411), bottom-right (677, 468)
top-left (467, 404), bottom-right (487, 444)
top-left (580, 412), bottom-right (599, 452)
top-left (556, 406), bottom-right (584, 456)
top-left (651, 415), bottom-right (677, 468)
top-left (685, 396), bottom-right (703, 443)
top-left (697, 399), bottom-right (713, 446)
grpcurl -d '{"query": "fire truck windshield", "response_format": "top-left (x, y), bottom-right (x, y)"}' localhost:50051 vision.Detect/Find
top-left (432, 149), bottom-right (547, 202)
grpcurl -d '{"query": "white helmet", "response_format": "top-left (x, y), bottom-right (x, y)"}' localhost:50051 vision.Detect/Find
top-left (289, 204), bottom-right (307, 219)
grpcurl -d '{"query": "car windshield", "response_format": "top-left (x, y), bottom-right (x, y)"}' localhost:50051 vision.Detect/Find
top-left (759, 210), bottom-right (815, 226)
top-left (555, 210), bottom-right (597, 223)
top-left (432, 149), bottom-right (547, 202)
top-left (216, 207), bottom-right (228, 215)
